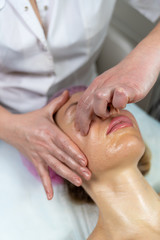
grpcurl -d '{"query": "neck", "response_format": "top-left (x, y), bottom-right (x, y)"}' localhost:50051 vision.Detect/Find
top-left (86, 167), bottom-right (160, 240)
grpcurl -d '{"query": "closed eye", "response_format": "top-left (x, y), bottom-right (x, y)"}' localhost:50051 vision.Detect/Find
top-left (65, 101), bottom-right (78, 114)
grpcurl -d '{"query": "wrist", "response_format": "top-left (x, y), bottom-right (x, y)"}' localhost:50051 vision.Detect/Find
top-left (0, 106), bottom-right (18, 144)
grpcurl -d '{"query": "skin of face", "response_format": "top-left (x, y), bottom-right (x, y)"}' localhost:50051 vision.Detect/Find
top-left (55, 92), bottom-right (145, 179)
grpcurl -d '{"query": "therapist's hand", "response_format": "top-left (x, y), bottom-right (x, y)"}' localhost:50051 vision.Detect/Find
top-left (8, 91), bottom-right (91, 200)
top-left (75, 22), bottom-right (160, 135)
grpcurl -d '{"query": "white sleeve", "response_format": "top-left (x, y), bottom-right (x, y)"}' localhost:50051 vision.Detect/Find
top-left (126, 0), bottom-right (160, 22)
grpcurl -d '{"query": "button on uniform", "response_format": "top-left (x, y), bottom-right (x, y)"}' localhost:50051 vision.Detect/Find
top-left (24, 6), bottom-right (29, 11)
top-left (44, 5), bottom-right (48, 11)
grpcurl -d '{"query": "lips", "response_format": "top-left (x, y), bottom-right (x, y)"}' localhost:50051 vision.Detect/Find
top-left (107, 115), bottom-right (133, 135)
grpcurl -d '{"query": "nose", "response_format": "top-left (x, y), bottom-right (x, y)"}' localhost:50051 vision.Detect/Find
top-left (107, 103), bottom-right (119, 116)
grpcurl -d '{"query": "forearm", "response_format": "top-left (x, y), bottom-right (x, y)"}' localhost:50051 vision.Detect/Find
top-left (0, 105), bottom-right (16, 143)
top-left (119, 21), bottom-right (160, 97)
top-left (132, 21), bottom-right (160, 73)
top-left (142, 21), bottom-right (160, 52)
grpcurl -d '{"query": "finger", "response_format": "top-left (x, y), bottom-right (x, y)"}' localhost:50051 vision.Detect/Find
top-left (92, 89), bottom-right (113, 119)
top-left (112, 87), bottom-right (129, 109)
top-left (75, 93), bottom-right (93, 135)
top-left (48, 144), bottom-right (91, 180)
top-left (46, 155), bottom-right (83, 186)
top-left (53, 126), bottom-right (88, 166)
top-left (46, 90), bottom-right (69, 116)
top-left (37, 163), bottom-right (53, 200)
top-left (93, 98), bottom-right (109, 120)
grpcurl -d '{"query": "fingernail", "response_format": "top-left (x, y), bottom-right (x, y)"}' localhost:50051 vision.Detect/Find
top-left (75, 178), bottom-right (81, 186)
top-left (83, 171), bottom-right (91, 180)
top-left (47, 192), bottom-right (52, 200)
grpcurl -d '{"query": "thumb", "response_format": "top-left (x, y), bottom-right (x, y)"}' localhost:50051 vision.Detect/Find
top-left (112, 87), bottom-right (128, 109)
top-left (46, 90), bottom-right (69, 116)
top-left (112, 87), bottom-right (136, 109)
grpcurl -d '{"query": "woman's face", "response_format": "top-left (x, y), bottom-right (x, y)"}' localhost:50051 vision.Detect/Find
top-left (55, 92), bottom-right (145, 175)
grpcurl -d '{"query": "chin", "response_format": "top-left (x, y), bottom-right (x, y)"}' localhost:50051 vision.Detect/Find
top-left (123, 135), bottom-right (145, 159)
top-left (110, 132), bottom-right (146, 169)
top-left (89, 127), bottom-right (145, 174)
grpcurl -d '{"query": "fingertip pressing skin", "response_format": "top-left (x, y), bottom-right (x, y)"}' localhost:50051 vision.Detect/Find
top-left (74, 121), bottom-right (79, 131)
top-left (74, 176), bottom-right (82, 186)
top-left (74, 115), bottom-right (85, 135)
top-left (75, 93), bottom-right (93, 136)
top-left (80, 127), bottom-right (89, 136)
top-left (93, 100), bottom-right (108, 119)
top-left (75, 115), bottom-right (89, 136)
top-left (112, 88), bottom-right (128, 109)
top-left (75, 115), bottom-right (88, 135)
top-left (79, 111), bottom-right (93, 136)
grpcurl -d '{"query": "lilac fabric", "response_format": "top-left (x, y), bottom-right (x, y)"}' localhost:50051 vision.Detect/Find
top-left (20, 85), bottom-right (87, 184)
top-left (48, 85), bottom-right (87, 103)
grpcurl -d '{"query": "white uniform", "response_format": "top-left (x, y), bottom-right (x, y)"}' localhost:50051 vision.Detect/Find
top-left (0, 0), bottom-right (116, 113)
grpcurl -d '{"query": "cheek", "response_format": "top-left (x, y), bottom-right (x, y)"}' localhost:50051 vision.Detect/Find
top-left (60, 122), bottom-right (88, 152)
top-left (83, 129), bottom-right (145, 174)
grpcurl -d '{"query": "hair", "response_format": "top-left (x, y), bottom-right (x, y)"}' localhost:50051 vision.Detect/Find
top-left (64, 145), bottom-right (151, 204)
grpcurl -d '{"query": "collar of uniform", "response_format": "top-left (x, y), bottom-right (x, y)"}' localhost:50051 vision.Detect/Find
top-left (7, 0), bottom-right (47, 44)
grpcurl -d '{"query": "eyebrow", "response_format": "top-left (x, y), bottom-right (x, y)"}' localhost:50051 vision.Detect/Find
top-left (65, 101), bottom-right (78, 114)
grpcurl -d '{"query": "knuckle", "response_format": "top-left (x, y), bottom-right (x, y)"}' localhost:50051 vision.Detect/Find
top-left (94, 90), bottom-right (105, 100)
top-left (35, 127), bottom-right (49, 140)
top-left (52, 162), bottom-right (59, 173)
top-left (61, 138), bottom-right (69, 148)
top-left (52, 131), bottom-right (59, 143)
top-left (37, 168), bottom-right (44, 179)
top-left (93, 76), bottom-right (100, 85)
top-left (68, 160), bottom-right (77, 171)
top-left (74, 164), bottom-right (81, 173)
top-left (58, 153), bottom-right (66, 163)
top-left (65, 173), bottom-right (76, 183)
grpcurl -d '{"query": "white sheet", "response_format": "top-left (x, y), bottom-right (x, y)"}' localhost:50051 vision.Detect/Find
top-left (126, 104), bottom-right (160, 191)
top-left (0, 103), bottom-right (160, 240)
